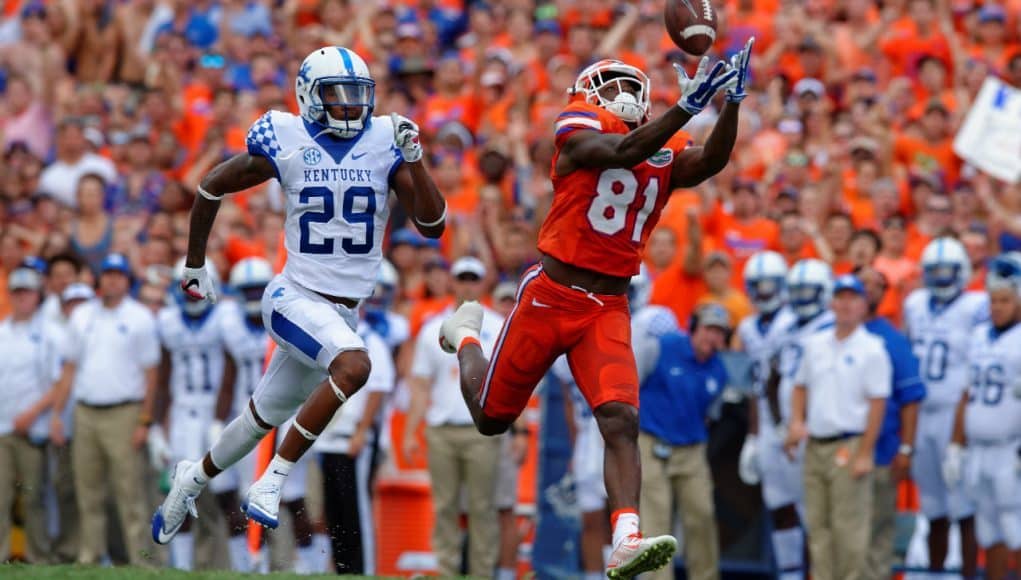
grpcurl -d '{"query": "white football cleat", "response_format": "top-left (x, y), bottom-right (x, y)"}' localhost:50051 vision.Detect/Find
top-left (242, 475), bottom-right (282, 529)
top-left (151, 460), bottom-right (201, 545)
top-left (605, 534), bottom-right (678, 579)
top-left (439, 300), bottom-right (483, 353)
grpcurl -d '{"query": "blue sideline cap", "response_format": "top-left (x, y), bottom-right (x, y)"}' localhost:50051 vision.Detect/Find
top-left (100, 253), bottom-right (132, 276)
top-left (833, 274), bottom-right (865, 296)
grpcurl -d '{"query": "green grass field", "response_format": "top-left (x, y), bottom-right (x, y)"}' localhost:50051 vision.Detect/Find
top-left (0, 564), bottom-right (389, 579)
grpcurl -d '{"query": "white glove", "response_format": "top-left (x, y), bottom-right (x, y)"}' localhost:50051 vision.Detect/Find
top-left (207, 419), bottom-right (225, 448)
top-left (738, 435), bottom-right (761, 485)
top-left (724, 37), bottom-right (755, 103)
top-left (147, 425), bottom-right (173, 470)
top-left (942, 443), bottom-right (964, 487)
top-left (675, 56), bottom-right (739, 116)
top-left (180, 264), bottom-right (217, 304)
top-left (391, 112), bottom-right (423, 163)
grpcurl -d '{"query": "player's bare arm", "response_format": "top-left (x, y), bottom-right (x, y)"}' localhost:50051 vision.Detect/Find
top-left (185, 153), bottom-right (275, 269)
top-left (670, 102), bottom-right (739, 188)
top-left (390, 113), bottom-right (446, 239)
top-left (557, 54), bottom-right (740, 176)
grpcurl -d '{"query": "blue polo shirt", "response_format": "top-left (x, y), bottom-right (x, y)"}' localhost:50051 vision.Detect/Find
top-left (639, 332), bottom-right (728, 446)
top-left (865, 317), bottom-right (927, 466)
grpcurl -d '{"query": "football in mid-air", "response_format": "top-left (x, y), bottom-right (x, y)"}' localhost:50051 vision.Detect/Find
top-left (665, 0), bottom-right (718, 56)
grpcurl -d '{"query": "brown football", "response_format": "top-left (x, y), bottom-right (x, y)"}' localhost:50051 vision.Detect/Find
top-left (665, 0), bottom-right (718, 56)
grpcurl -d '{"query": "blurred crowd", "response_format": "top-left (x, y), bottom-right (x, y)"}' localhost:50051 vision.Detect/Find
top-left (2, 0), bottom-right (1021, 576)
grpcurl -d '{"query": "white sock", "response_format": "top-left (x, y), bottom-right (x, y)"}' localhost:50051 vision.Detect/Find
top-left (584, 572), bottom-right (605, 580)
top-left (228, 534), bottom-right (250, 572)
top-left (772, 527), bottom-right (804, 574)
top-left (265, 455), bottom-right (294, 486)
top-left (496, 567), bottom-right (516, 580)
top-left (611, 512), bottom-right (640, 549)
top-left (184, 462), bottom-right (210, 491)
top-left (170, 532), bottom-right (194, 570)
top-left (313, 533), bottom-right (331, 572)
top-left (295, 543), bottom-right (318, 575)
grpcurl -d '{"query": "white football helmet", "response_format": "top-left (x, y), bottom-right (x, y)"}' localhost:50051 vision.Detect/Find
top-left (366, 259), bottom-right (399, 312)
top-left (296, 46), bottom-right (375, 139)
top-left (570, 59), bottom-right (651, 124)
top-left (172, 257), bottom-right (220, 317)
top-left (786, 259), bottom-right (833, 321)
top-left (743, 251), bottom-right (788, 315)
top-left (628, 263), bottom-right (652, 313)
top-left (921, 237), bottom-right (971, 302)
top-left (229, 257), bottom-right (274, 317)
top-left (985, 251), bottom-right (1021, 298)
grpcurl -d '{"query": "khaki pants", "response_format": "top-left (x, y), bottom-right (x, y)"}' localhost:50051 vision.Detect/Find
top-left (866, 466), bottom-right (896, 580)
top-left (803, 437), bottom-right (873, 580)
top-left (73, 403), bottom-right (150, 566)
top-left (425, 424), bottom-right (500, 577)
top-left (638, 433), bottom-right (719, 580)
top-left (0, 434), bottom-right (48, 562)
top-left (49, 442), bottom-right (79, 563)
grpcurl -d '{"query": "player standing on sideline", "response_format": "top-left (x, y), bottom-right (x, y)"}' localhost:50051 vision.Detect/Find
top-left (151, 258), bottom-right (236, 570)
top-left (904, 237), bottom-right (988, 577)
top-left (151, 45), bottom-right (446, 545)
top-left (439, 39), bottom-right (755, 579)
top-left (733, 251), bottom-right (802, 580)
top-left (944, 253), bottom-right (1021, 580)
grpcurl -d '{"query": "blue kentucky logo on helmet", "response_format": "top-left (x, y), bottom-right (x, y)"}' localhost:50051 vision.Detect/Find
top-left (298, 61), bottom-right (312, 85)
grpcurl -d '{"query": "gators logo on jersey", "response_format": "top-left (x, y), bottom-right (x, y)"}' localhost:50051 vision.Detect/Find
top-left (647, 148), bottom-right (674, 168)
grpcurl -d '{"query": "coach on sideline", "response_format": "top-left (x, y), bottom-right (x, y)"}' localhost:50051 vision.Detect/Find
top-left (636, 303), bottom-right (730, 580)
top-left (856, 265), bottom-right (926, 578)
top-left (48, 253), bottom-right (160, 566)
top-left (785, 274), bottom-right (891, 580)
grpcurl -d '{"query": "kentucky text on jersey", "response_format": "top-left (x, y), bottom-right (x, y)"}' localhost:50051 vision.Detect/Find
top-left (302, 168), bottom-right (373, 183)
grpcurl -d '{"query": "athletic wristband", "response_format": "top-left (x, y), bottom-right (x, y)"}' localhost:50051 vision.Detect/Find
top-left (197, 185), bottom-right (224, 201)
top-left (415, 202), bottom-right (447, 228)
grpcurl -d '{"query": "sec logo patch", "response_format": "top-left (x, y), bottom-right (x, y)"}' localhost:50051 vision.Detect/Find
top-left (303, 148), bottom-right (322, 165)
top-left (647, 148), bottom-right (673, 168)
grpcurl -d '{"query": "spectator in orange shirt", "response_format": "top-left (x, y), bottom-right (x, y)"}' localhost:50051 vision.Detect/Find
top-left (705, 178), bottom-right (780, 282)
top-left (880, 0), bottom-right (952, 78)
top-left (875, 214), bottom-right (921, 302)
top-left (823, 213), bottom-right (855, 275)
top-left (893, 99), bottom-right (961, 187)
top-left (961, 227), bottom-right (991, 291)
top-left (967, 5), bottom-right (1018, 73)
top-left (848, 229), bottom-right (881, 273)
top-left (408, 257), bottom-right (453, 338)
top-left (951, 181), bottom-right (986, 234)
top-left (906, 191), bottom-right (954, 260)
top-left (695, 251), bottom-right (754, 336)
top-left (777, 211), bottom-right (829, 266)
top-left (645, 227), bottom-right (678, 280)
top-left (651, 208), bottom-right (708, 326)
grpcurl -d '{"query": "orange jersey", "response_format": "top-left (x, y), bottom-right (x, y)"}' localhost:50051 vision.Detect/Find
top-left (538, 102), bottom-right (692, 277)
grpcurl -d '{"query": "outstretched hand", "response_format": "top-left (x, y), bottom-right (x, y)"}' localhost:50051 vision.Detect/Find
top-left (675, 56), bottom-right (738, 116)
top-left (724, 37), bottom-right (755, 103)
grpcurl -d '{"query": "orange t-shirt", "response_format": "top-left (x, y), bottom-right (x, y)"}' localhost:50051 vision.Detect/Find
top-left (879, 21), bottom-right (952, 78)
top-left (893, 134), bottom-right (960, 187)
top-left (650, 263), bottom-right (708, 327)
top-left (409, 296), bottom-right (454, 338)
top-left (704, 205), bottom-right (780, 284)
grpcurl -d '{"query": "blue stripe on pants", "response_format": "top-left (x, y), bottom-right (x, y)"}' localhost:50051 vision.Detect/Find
top-left (270, 310), bottom-right (323, 362)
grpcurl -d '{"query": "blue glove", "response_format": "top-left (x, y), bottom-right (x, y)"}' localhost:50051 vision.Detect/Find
top-left (676, 57), bottom-right (738, 116)
top-left (725, 37), bottom-right (756, 103)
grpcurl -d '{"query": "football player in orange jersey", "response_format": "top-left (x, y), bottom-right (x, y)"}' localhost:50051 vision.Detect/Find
top-left (441, 39), bottom-right (754, 579)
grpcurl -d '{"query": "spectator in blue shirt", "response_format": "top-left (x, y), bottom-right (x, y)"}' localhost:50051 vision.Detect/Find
top-left (636, 303), bottom-right (730, 580)
top-left (856, 265), bottom-right (926, 579)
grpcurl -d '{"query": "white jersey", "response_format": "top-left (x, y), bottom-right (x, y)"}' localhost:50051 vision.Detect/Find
top-left (777, 310), bottom-right (834, 423)
top-left (964, 322), bottom-right (1021, 443)
top-left (904, 289), bottom-right (988, 409)
top-left (737, 307), bottom-right (797, 398)
top-left (219, 300), bottom-right (270, 418)
top-left (157, 306), bottom-right (227, 411)
top-left (247, 110), bottom-right (403, 298)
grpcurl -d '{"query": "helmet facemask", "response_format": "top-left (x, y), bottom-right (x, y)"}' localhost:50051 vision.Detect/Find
top-left (923, 263), bottom-right (963, 301)
top-left (239, 285), bottom-right (267, 317)
top-left (746, 276), bottom-right (785, 314)
top-left (788, 283), bottom-right (826, 321)
top-left (573, 61), bottom-right (651, 125)
top-left (310, 78), bottom-right (375, 139)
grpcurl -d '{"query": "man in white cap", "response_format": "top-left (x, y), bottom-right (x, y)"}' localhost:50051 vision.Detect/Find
top-left (785, 274), bottom-right (891, 580)
top-left (405, 256), bottom-right (509, 577)
top-left (48, 252), bottom-right (160, 565)
top-left (0, 266), bottom-right (66, 562)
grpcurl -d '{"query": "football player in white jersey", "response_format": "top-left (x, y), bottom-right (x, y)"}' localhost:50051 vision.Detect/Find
top-left (944, 253), bottom-right (1021, 580)
top-left (903, 237), bottom-right (988, 576)
top-left (152, 258), bottom-right (237, 570)
top-left (565, 268), bottom-right (679, 580)
top-left (734, 251), bottom-right (801, 580)
top-left (152, 46), bottom-right (446, 545)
